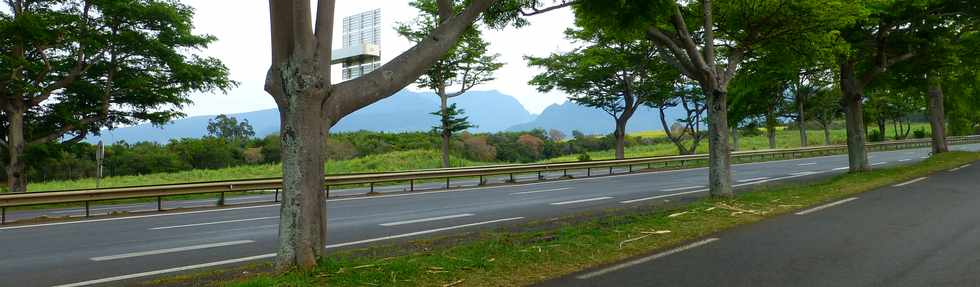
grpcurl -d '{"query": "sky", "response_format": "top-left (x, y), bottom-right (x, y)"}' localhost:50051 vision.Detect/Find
top-left (180, 1), bottom-right (577, 117)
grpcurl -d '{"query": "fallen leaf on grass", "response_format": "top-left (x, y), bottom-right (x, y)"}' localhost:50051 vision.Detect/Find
top-left (619, 235), bottom-right (650, 249)
top-left (668, 211), bottom-right (688, 218)
top-left (352, 264), bottom-right (375, 270)
top-left (641, 230), bottom-right (672, 235)
top-left (443, 279), bottom-right (465, 287)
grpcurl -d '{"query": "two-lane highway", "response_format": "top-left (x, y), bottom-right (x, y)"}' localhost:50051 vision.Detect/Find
top-left (1, 144), bottom-right (977, 287)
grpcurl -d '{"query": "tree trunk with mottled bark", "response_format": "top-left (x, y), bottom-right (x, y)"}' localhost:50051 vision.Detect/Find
top-left (614, 119), bottom-right (627, 160)
top-left (927, 74), bottom-right (948, 154)
top-left (707, 88), bottom-right (732, 197)
top-left (824, 124), bottom-right (832, 145)
top-left (843, 89), bottom-right (870, 172)
top-left (767, 104), bottom-right (777, 149)
top-left (6, 107), bottom-right (27, 193)
top-left (439, 86), bottom-right (450, 168)
top-left (797, 91), bottom-right (807, 147)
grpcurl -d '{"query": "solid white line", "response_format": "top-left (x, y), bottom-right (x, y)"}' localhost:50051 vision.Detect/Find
top-left (575, 238), bottom-right (720, 279)
top-left (660, 185), bottom-right (705, 192)
top-left (898, 159), bottom-right (912, 162)
top-left (326, 217), bottom-right (524, 249)
top-left (949, 164), bottom-right (971, 172)
top-left (736, 177), bottom-right (770, 183)
top-left (150, 217), bottom-right (278, 230)
top-left (893, 177), bottom-right (927, 187)
top-left (832, 166), bottom-right (850, 171)
top-left (620, 189), bottom-right (707, 204)
top-left (90, 240), bottom-right (255, 261)
top-left (797, 162), bottom-right (817, 166)
top-left (872, 162), bottom-right (888, 166)
top-left (550, 197), bottom-right (613, 205)
top-left (920, 156), bottom-right (929, 159)
top-left (510, 187), bottom-right (571, 195)
top-left (52, 253), bottom-right (277, 287)
top-left (0, 204), bottom-right (279, 231)
top-left (789, 171), bottom-right (819, 176)
top-left (795, 197), bottom-right (859, 215)
top-left (379, 213), bottom-right (475, 226)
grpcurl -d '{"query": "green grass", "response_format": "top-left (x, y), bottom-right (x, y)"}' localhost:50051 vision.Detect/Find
top-left (28, 150), bottom-right (488, 192)
top-left (201, 151), bottom-right (980, 287)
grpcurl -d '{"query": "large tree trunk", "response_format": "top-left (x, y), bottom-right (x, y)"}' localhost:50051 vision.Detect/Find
top-left (797, 92), bottom-right (807, 147)
top-left (614, 119), bottom-right (627, 160)
top-left (6, 108), bottom-right (27, 193)
top-left (707, 89), bottom-right (733, 197)
top-left (843, 90), bottom-right (871, 172)
top-left (730, 126), bottom-right (739, 152)
top-left (766, 105), bottom-right (777, 149)
top-left (439, 87), bottom-right (450, 168)
top-left (927, 76), bottom-right (948, 154)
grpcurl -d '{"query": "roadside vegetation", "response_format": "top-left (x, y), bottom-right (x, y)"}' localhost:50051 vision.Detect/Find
top-left (164, 151), bottom-right (980, 287)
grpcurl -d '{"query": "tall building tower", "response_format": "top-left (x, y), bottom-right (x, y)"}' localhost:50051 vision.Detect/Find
top-left (332, 9), bottom-right (381, 80)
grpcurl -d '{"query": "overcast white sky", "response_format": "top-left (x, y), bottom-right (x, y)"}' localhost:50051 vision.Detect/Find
top-left (180, 1), bottom-right (576, 116)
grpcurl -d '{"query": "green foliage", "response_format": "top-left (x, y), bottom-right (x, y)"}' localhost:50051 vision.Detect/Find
top-left (431, 103), bottom-right (476, 137)
top-left (207, 115), bottom-right (255, 143)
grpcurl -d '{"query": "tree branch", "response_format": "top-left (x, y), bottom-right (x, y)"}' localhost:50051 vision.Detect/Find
top-left (326, 0), bottom-right (494, 122)
top-left (669, 4), bottom-right (710, 74)
top-left (437, 0), bottom-right (453, 21)
top-left (519, 0), bottom-right (578, 16)
top-left (314, 0), bottom-right (335, 85)
top-left (646, 28), bottom-right (698, 81)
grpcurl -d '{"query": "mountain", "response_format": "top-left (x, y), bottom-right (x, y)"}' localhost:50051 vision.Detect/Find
top-left (505, 102), bottom-right (688, 135)
top-left (86, 90), bottom-right (534, 143)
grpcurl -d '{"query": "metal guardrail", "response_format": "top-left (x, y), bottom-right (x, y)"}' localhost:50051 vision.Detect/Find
top-left (2, 135), bottom-right (978, 223)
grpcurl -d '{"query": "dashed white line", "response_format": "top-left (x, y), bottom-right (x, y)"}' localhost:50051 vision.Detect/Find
top-left (795, 197), bottom-right (859, 215)
top-left (797, 162), bottom-right (817, 166)
top-left (620, 190), bottom-right (706, 204)
top-left (150, 217), bottom-right (278, 230)
top-left (832, 166), bottom-right (850, 171)
top-left (661, 185), bottom-right (705, 192)
top-left (0, 204), bottom-right (279, 231)
top-left (949, 164), bottom-right (971, 172)
top-left (898, 159), bottom-right (912, 162)
top-left (920, 156), bottom-right (929, 159)
top-left (379, 213), bottom-right (475, 226)
top-left (52, 253), bottom-right (277, 287)
top-left (510, 187), bottom-right (571, 195)
top-left (550, 197), bottom-right (613, 205)
top-left (575, 238), bottom-right (720, 279)
top-left (736, 177), bottom-right (770, 183)
top-left (90, 240), bottom-right (255, 261)
top-left (893, 177), bottom-right (927, 187)
top-left (327, 217), bottom-right (524, 249)
top-left (872, 162), bottom-right (888, 166)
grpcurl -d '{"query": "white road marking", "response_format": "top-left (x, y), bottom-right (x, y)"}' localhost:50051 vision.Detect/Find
top-left (510, 187), bottom-right (571, 195)
top-left (550, 197), bottom-right (613, 205)
top-left (150, 217), bottom-right (278, 230)
top-left (326, 217), bottom-right (524, 249)
top-left (736, 177), bottom-right (770, 183)
top-left (90, 240), bottom-right (255, 261)
top-left (0, 204), bottom-right (279, 231)
top-left (898, 159), bottom-right (912, 162)
top-left (832, 166), bottom-right (850, 171)
top-left (797, 162), bottom-right (817, 166)
top-left (949, 164), bottom-right (971, 172)
top-left (620, 190), bottom-right (706, 204)
top-left (789, 171), bottom-right (820, 176)
top-left (52, 253), bottom-right (277, 287)
top-left (660, 185), bottom-right (704, 192)
top-left (795, 197), bottom-right (859, 215)
top-left (872, 162), bottom-right (888, 166)
top-left (893, 177), bottom-right (927, 187)
top-left (379, 213), bottom-right (475, 226)
top-left (920, 156), bottom-right (929, 159)
top-left (575, 238), bottom-right (720, 279)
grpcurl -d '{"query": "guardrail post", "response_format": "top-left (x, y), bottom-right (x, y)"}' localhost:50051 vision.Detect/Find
top-left (629, 165), bottom-right (633, 172)
top-left (218, 192), bottom-right (225, 206)
top-left (446, 177), bottom-right (451, 189)
top-left (157, 196), bottom-right (163, 211)
top-left (274, 189), bottom-right (279, 203)
top-left (509, 173), bottom-right (515, 183)
top-left (538, 171), bottom-right (543, 180)
top-left (85, 201), bottom-right (90, 217)
top-left (563, 169), bottom-right (568, 177)
top-left (479, 175), bottom-right (485, 185)
top-left (370, 182), bottom-right (375, 193)
top-left (587, 168), bottom-right (591, 177)
top-left (1, 207), bottom-right (5, 224)
top-left (410, 179), bottom-right (415, 191)
top-left (609, 167), bottom-right (613, 174)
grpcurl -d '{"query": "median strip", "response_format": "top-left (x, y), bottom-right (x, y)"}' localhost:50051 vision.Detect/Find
top-left (90, 240), bottom-right (255, 261)
top-left (575, 238), bottom-right (720, 280)
top-left (794, 197), bottom-right (859, 215)
top-left (327, 217), bottom-right (525, 249)
top-left (379, 213), bottom-right (475, 227)
top-left (550, 197), bottom-right (613, 206)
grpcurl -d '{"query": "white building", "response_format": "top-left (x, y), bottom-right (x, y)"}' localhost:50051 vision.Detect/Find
top-left (332, 9), bottom-right (381, 80)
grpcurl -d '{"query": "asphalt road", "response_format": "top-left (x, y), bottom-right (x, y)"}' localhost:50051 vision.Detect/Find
top-left (1, 144), bottom-right (977, 287)
top-left (539, 156), bottom-right (980, 287)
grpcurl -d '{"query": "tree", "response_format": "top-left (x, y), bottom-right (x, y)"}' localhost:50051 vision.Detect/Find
top-left (648, 78), bottom-right (705, 155)
top-left (207, 115), bottom-right (255, 143)
top-left (0, 0), bottom-right (234, 192)
top-left (431, 103), bottom-right (475, 158)
top-left (265, 0), bottom-right (539, 270)
top-left (547, 129), bottom-right (566, 142)
top-left (809, 87), bottom-right (844, 145)
top-left (576, 0), bottom-right (860, 196)
top-left (397, 0), bottom-right (503, 168)
top-left (528, 28), bottom-right (674, 159)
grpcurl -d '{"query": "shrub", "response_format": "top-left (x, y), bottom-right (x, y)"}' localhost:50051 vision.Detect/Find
top-left (913, 129), bottom-right (927, 139)
top-left (578, 153), bottom-right (591, 162)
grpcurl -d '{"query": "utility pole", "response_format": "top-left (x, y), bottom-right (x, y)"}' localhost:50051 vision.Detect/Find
top-left (96, 141), bottom-right (104, 189)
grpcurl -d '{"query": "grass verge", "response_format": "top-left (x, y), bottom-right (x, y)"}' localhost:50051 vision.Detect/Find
top-left (168, 151), bottom-right (980, 287)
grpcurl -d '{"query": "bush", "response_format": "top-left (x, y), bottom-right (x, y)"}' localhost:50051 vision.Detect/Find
top-left (462, 135), bottom-right (497, 162)
top-left (913, 129), bottom-right (927, 139)
top-left (869, 130), bottom-right (885, 142)
top-left (578, 153), bottom-right (591, 162)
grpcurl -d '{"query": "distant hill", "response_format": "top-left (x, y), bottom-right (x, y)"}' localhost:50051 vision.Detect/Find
top-left (86, 90), bottom-right (534, 143)
top-left (505, 102), bottom-right (687, 135)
